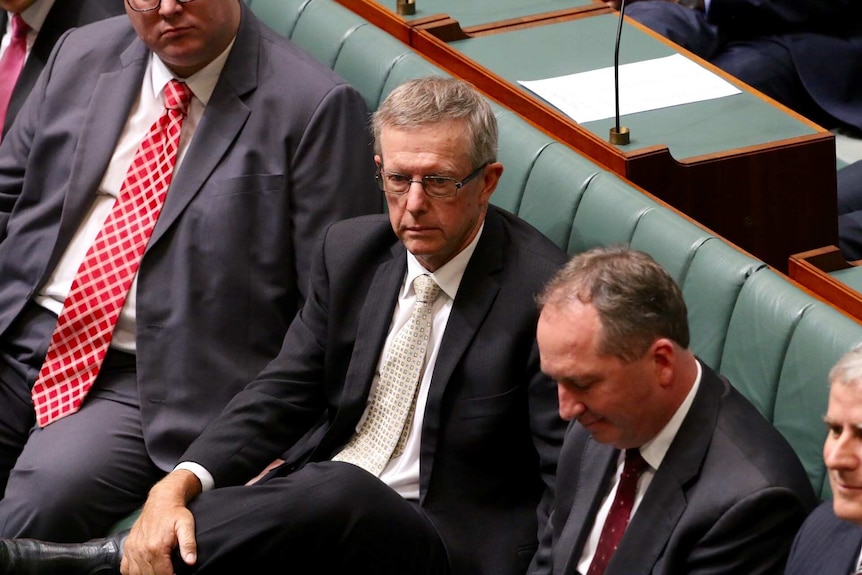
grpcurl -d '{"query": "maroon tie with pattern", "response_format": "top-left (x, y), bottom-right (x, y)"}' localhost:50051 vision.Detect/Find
top-left (0, 14), bottom-right (30, 139)
top-left (31, 79), bottom-right (193, 427)
top-left (587, 449), bottom-right (649, 575)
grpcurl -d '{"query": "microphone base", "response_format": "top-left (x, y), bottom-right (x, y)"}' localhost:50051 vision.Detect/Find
top-left (397, 0), bottom-right (416, 15)
top-left (609, 126), bottom-right (630, 145)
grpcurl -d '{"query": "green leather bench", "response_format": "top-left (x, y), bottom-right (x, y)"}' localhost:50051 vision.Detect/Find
top-left (110, 0), bottom-right (862, 535)
top-left (260, 0), bottom-right (862, 500)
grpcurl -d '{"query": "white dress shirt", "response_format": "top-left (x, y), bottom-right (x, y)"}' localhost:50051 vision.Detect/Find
top-left (178, 225), bottom-right (485, 495)
top-left (35, 42), bottom-right (234, 352)
top-left (577, 360), bottom-right (703, 573)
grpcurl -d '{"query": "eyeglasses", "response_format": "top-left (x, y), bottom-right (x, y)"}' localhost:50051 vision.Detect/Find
top-left (126, 0), bottom-right (196, 12)
top-left (376, 163), bottom-right (489, 199)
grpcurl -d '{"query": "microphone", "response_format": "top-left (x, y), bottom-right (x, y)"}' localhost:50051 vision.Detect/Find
top-left (609, 0), bottom-right (630, 145)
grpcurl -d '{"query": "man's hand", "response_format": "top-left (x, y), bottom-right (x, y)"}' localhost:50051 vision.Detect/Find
top-left (121, 470), bottom-right (203, 575)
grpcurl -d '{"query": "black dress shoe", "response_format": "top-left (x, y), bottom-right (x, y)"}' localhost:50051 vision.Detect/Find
top-left (0, 531), bottom-right (126, 575)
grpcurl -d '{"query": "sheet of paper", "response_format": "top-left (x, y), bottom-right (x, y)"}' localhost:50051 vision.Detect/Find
top-left (518, 53), bottom-right (742, 124)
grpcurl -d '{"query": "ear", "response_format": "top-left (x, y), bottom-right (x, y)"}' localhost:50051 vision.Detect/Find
top-left (478, 162), bottom-right (504, 204)
top-left (650, 338), bottom-right (676, 387)
top-left (374, 155), bottom-right (382, 169)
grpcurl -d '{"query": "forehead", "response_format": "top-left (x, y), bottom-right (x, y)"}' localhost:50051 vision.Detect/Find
top-left (379, 121), bottom-right (470, 165)
top-left (828, 381), bottom-right (862, 417)
top-left (538, 302), bottom-right (604, 367)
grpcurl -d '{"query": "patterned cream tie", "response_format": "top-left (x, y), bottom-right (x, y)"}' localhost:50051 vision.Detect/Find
top-left (31, 80), bottom-right (193, 427)
top-left (333, 274), bottom-right (441, 475)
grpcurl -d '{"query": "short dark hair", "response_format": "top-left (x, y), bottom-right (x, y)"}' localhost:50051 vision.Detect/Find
top-left (537, 245), bottom-right (690, 362)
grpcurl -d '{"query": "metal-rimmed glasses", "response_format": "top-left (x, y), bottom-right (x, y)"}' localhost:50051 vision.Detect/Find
top-left (376, 163), bottom-right (489, 199)
top-left (126, 0), bottom-right (196, 12)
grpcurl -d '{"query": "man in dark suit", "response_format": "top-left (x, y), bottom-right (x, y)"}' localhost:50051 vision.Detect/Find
top-left (0, 75), bottom-right (567, 575)
top-left (528, 246), bottom-right (817, 575)
top-left (837, 160), bottom-right (862, 261)
top-left (0, 0), bottom-right (378, 542)
top-left (609, 0), bottom-right (862, 133)
top-left (0, 0), bottom-right (126, 139)
top-left (786, 343), bottom-right (862, 575)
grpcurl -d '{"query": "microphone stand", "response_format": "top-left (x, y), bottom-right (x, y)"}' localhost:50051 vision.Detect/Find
top-left (609, 0), bottom-right (630, 145)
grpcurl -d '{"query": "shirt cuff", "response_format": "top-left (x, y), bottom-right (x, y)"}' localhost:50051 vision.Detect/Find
top-left (173, 461), bottom-right (215, 492)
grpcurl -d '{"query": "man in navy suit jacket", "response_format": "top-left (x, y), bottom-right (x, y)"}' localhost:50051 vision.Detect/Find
top-left (609, 0), bottom-right (862, 133)
top-left (0, 0), bottom-right (126, 138)
top-left (528, 246), bottom-right (816, 575)
top-left (0, 0), bottom-right (378, 543)
top-left (786, 343), bottom-right (862, 575)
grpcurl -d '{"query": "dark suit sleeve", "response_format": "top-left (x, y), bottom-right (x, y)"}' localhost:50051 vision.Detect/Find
top-left (685, 487), bottom-right (812, 574)
top-left (288, 82), bottom-right (378, 300)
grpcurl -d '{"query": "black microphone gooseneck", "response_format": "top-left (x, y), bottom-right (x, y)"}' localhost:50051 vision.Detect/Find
top-left (609, 0), bottom-right (630, 145)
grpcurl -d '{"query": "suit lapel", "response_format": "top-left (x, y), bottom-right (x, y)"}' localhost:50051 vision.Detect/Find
top-left (333, 247), bottom-right (405, 437)
top-left (49, 35), bottom-right (147, 272)
top-left (558, 441), bottom-right (617, 575)
top-left (148, 2), bottom-right (259, 247)
top-left (417, 208), bottom-right (506, 501)
top-left (605, 360), bottom-right (721, 575)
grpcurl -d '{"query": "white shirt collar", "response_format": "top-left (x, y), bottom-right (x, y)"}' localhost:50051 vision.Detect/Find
top-left (14, 0), bottom-right (55, 33)
top-left (639, 358), bottom-right (702, 471)
top-left (403, 222), bottom-right (485, 302)
top-left (149, 36), bottom-right (236, 106)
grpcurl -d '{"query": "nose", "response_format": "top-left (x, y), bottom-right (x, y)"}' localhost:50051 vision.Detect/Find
top-left (825, 430), bottom-right (859, 471)
top-left (159, 0), bottom-right (184, 15)
top-left (404, 180), bottom-right (429, 212)
top-left (557, 385), bottom-right (586, 421)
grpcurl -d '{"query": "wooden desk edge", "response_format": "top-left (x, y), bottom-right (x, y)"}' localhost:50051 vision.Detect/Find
top-left (788, 246), bottom-right (862, 323)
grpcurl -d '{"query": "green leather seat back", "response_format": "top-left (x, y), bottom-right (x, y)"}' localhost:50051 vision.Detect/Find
top-left (517, 142), bottom-right (596, 249)
top-left (334, 24), bottom-right (412, 112)
top-left (291, 0), bottom-right (367, 68)
top-left (248, 0), bottom-right (311, 39)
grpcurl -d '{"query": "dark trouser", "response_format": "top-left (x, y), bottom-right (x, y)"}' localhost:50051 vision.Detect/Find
top-left (182, 461), bottom-right (450, 575)
top-left (0, 303), bottom-right (164, 542)
top-left (625, 2), bottom-right (839, 130)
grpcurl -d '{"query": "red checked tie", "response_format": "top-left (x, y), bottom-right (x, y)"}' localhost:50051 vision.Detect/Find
top-left (587, 449), bottom-right (649, 575)
top-left (31, 79), bottom-right (192, 427)
top-left (0, 14), bottom-right (30, 139)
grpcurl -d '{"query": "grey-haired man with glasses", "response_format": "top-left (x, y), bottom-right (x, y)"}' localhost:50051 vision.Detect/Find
top-left (0, 0), bottom-right (378, 545)
top-left (0, 76), bottom-right (568, 575)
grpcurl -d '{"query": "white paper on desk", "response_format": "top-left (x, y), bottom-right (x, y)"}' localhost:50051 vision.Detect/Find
top-left (518, 53), bottom-right (742, 123)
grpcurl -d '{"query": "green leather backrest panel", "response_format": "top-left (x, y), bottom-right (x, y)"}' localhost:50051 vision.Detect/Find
top-left (246, 0), bottom-right (311, 39)
top-left (774, 297), bottom-right (862, 500)
top-left (722, 268), bottom-right (807, 422)
top-left (334, 24), bottom-right (410, 112)
top-left (292, 0), bottom-right (368, 68)
top-left (569, 172), bottom-right (656, 254)
top-left (380, 53), bottom-right (449, 102)
top-left (679, 240), bottom-right (762, 369)
top-left (518, 142), bottom-right (596, 249)
top-left (493, 111), bottom-right (555, 215)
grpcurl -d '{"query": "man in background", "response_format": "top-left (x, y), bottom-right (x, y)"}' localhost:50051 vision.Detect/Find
top-left (0, 0), bottom-right (126, 140)
top-left (0, 0), bottom-right (378, 542)
top-left (786, 343), bottom-right (862, 575)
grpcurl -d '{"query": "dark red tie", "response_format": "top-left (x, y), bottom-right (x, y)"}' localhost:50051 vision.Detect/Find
top-left (31, 80), bottom-right (192, 427)
top-left (587, 449), bottom-right (649, 575)
top-left (0, 13), bottom-right (30, 139)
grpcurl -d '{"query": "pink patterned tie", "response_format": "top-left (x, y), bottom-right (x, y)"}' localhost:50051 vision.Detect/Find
top-left (0, 14), bottom-right (30, 139)
top-left (587, 449), bottom-right (649, 575)
top-left (31, 79), bottom-right (192, 427)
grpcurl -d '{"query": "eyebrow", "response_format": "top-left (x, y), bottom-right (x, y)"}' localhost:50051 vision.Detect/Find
top-left (823, 417), bottom-right (862, 432)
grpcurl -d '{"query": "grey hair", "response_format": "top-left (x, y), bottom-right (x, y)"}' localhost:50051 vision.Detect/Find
top-left (829, 342), bottom-right (862, 388)
top-left (372, 76), bottom-right (498, 169)
top-left (536, 245), bottom-right (690, 363)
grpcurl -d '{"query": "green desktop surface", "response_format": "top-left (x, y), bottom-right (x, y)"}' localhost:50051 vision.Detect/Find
top-left (449, 13), bottom-right (818, 161)
top-left (372, 0), bottom-right (596, 29)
